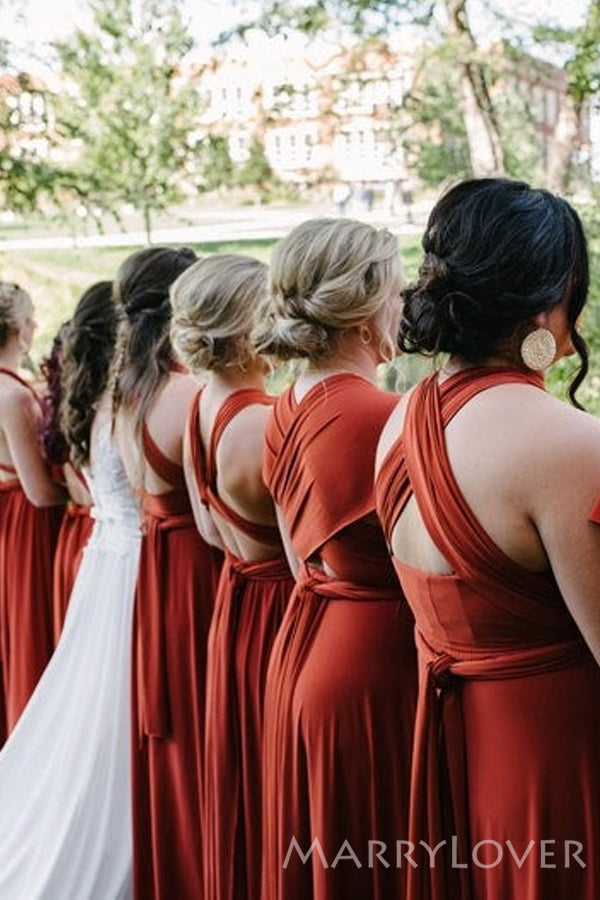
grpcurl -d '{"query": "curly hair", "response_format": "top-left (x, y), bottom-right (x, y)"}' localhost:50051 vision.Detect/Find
top-left (39, 323), bottom-right (71, 466)
top-left (399, 178), bottom-right (589, 407)
top-left (60, 281), bottom-right (118, 468)
top-left (110, 245), bottom-right (197, 435)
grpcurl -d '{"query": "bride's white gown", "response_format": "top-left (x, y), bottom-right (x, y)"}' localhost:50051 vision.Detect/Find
top-left (0, 416), bottom-right (141, 899)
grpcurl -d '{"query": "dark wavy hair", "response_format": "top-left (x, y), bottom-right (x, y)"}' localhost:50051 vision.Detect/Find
top-left (110, 245), bottom-right (197, 434)
top-left (40, 322), bottom-right (71, 466)
top-left (399, 178), bottom-right (590, 407)
top-left (60, 281), bottom-right (118, 468)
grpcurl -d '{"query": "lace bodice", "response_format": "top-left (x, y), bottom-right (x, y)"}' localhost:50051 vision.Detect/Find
top-left (84, 417), bottom-right (141, 540)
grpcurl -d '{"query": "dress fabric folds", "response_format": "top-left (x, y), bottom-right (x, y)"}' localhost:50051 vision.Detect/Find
top-left (52, 498), bottom-right (94, 644)
top-left (261, 374), bottom-right (418, 900)
top-left (0, 368), bottom-right (63, 739)
top-left (188, 389), bottom-right (293, 900)
top-left (131, 419), bottom-right (222, 900)
top-left (0, 416), bottom-right (141, 899)
top-left (375, 367), bottom-right (600, 900)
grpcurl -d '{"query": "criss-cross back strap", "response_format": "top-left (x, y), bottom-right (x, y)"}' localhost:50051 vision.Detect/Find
top-left (141, 420), bottom-right (186, 490)
top-left (379, 367), bottom-right (550, 598)
top-left (191, 388), bottom-right (280, 544)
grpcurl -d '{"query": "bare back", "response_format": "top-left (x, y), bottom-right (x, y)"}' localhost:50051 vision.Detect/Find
top-left (116, 372), bottom-right (200, 496)
top-left (376, 376), bottom-right (600, 664)
top-left (188, 381), bottom-right (280, 563)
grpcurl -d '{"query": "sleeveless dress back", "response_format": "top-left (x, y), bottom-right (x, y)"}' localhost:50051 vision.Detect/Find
top-left (131, 413), bottom-right (222, 900)
top-left (261, 374), bottom-right (417, 900)
top-left (189, 388), bottom-right (293, 900)
top-left (375, 368), bottom-right (600, 900)
top-left (0, 413), bottom-right (141, 899)
top-left (0, 367), bottom-right (63, 738)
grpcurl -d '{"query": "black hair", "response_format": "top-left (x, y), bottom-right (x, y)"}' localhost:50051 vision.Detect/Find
top-left (399, 178), bottom-right (589, 407)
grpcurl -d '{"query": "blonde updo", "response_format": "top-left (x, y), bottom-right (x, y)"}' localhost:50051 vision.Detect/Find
top-left (255, 218), bottom-right (401, 361)
top-left (0, 282), bottom-right (32, 348)
top-left (171, 254), bottom-right (269, 373)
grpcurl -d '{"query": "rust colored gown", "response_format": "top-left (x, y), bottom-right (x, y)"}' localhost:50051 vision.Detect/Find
top-left (375, 367), bottom-right (600, 900)
top-left (0, 367), bottom-right (63, 740)
top-left (131, 418), bottom-right (223, 900)
top-left (261, 373), bottom-right (418, 900)
top-left (52, 466), bottom-right (94, 644)
top-left (188, 388), bottom-right (294, 900)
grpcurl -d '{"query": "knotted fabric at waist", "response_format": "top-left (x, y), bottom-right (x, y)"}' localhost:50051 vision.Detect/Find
top-left (65, 500), bottom-right (92, 518)
top-left (408, 627), bottom-right (593, 900)
top-left (0, 477), bottom-right (21, 494)
top-left (224, 549), bottom-right (292, 583)
top-left (141, 488), bottom-right (192, 524)
top-left (296, 561), bottom-right (405, 603)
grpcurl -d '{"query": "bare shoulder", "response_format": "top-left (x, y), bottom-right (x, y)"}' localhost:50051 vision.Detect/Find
top-left (161, 371), bottom-right (202, 405)
top-left (216, 402), bottom-right (272, 495)
top-left (375, 385), bottom-right (416, 475)
top-left (0, 379), bottom-right (37, 421)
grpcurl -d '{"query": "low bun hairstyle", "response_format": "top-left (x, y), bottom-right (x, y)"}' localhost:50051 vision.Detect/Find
top-left (60, 281), bottom-right (118, 468)
top-left (400, 178), bottom-right (589, 406)
top-left (255, 218), bottom-right (401, 362)
top-left (0, 282), bottom-right (32, 348)
top-left (110, 245), bottom-right (197, 431)
top-left (171, 254), bottom-right (268, 373)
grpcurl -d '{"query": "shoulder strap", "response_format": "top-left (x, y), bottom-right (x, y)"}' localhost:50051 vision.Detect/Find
top-left (403, 368), bottom-right (549, 593)
top-left (204, 388), bottom-right (279, 544)
top-left (0, 367), bottom-right (41, 406)
top-left (142, 419), bottom-right (185, 489)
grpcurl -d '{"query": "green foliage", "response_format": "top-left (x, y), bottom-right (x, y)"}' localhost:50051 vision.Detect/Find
top-left (53, 0), bottom-right (202, 240)
top-left (198, 135), bottom-right (236, 191)
top-left (235, 138), bottom-right (280, 199)
top-left (402, 51), bottom-right (470, 185)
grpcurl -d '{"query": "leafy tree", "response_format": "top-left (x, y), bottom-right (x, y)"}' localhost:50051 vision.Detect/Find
top-left (54, 0), bottom-right (201, 242)
top-left (236, 137), bottom-right (277, 198)
top-left (223, 0), bottom-right (506, 177)
top-left (198, 134), bottom-right (236, 192)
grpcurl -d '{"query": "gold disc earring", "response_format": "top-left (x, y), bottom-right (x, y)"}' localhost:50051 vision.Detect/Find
top-left (520, 327), bottom-right (557, 371)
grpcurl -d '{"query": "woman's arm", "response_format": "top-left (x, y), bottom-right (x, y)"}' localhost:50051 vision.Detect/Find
top-left (3, 388), bottom-right (64, 507)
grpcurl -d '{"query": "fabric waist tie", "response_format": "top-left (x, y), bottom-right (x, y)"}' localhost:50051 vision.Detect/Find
top-left (296, 562), bottom-right (404, 603)
top-left (137, 495), bottom-right (196, 742)
top-left (408, 628), bottom-right (593, 900)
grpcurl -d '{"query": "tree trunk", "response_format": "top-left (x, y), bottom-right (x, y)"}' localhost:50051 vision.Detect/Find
top-left (444, 0), bottom-right (505, 176)
top-left (143, 205), bottom-right (152, 244)
top-left (546, 95), bottom-right (582, 193)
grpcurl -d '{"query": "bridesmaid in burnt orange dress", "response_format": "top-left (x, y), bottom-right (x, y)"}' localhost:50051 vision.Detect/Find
top-left (375, 178), bottom-right (600, 899)
top-left (112, 246), bottom-right (223, 900)
top-left (257, 219), bottom-right (418, 900)
top-left (0, 282), bottom-right (64, 740)
top-left (42, 283), bottom-right (117, 641)
top-left (170, 254), bottom-right (294, 900)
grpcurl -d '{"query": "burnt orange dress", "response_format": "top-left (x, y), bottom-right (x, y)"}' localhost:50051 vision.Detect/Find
top-left (52, 466), bottom-right (94, 644)
top-left (261, 373), bottom-right (418, 900)
top-left (376, 367), bottom-right (600, 900)
top-left (188, 389), bottom-right (294, 900)
top-left (0, 367), bottom-right (63, 740)
top-left (131, 419), bottom-right (223, 900)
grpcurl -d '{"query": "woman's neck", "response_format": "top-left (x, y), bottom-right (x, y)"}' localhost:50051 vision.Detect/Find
top-left (0, 343), bottom-right (23, 372)
top-left (307, 344), bottom-right (379, 385)
top-left (210, 361), bottom-right (266, 393)
top-left (441, 354), bottom-right (526, 378)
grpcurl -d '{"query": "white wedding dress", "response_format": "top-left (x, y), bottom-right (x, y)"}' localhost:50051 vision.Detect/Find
top-left (0, 414), bottom-right (141, 899)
